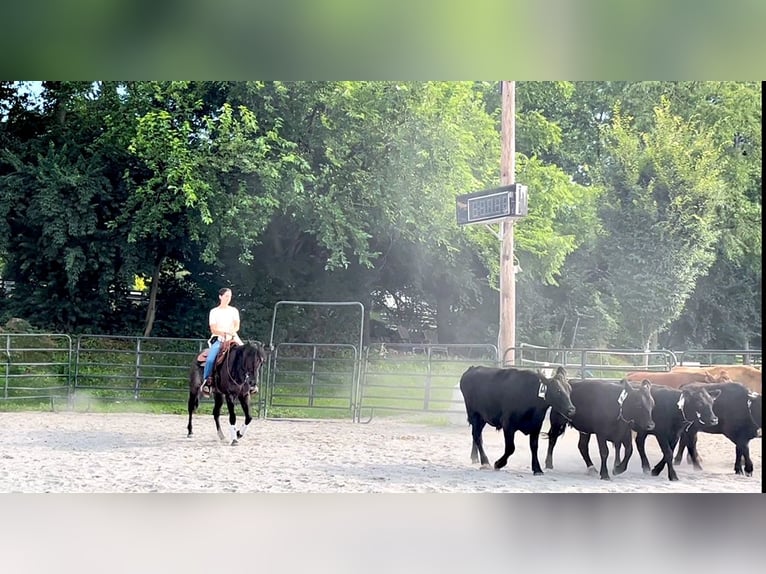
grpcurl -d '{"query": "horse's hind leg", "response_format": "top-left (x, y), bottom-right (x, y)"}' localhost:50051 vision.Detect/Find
top-left (188, 364), bottom-right (202, 437)
top-left (187, 391), bottom-right (199, 437)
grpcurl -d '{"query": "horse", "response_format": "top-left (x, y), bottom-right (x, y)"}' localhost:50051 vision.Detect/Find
top-left (187, 340), bottom-right (268, 445)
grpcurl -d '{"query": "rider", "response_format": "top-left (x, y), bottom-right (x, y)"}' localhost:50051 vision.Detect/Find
top-left (201, 287), bottom-right (244, 397)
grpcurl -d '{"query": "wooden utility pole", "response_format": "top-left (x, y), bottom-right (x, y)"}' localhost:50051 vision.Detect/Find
top-left (498, 81), bottom-right (516, 366)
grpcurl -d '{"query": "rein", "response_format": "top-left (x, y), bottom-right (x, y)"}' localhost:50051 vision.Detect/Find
top-left (220, 346), bottom-right (259, 393)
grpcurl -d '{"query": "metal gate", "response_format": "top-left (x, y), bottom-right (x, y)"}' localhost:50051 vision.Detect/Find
top-left (358, 343), bottom-right (498, 422)
top-left (262, 301), bottom-right (364, 420)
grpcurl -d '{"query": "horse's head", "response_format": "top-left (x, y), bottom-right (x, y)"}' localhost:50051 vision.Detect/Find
top-left (242, 341), bottom-right (268, 394)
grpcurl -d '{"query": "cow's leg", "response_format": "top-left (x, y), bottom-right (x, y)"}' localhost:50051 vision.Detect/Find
top-left (741, 443), bottom-right (754, 477)
top-left (529, 431), bottom-right (544, 476)
top-left (651, 436), bottom-right (678, 481)
top-left (743, 444), bottom-right (754, 477)
top-left (684, 431), bottom-right (704, 471)
top-left (613, 441), bottom-right (622, 471)
top-left (614, 433), bottom-right (633, 475)
top-left (734, 442), bottom-right (753, 476)
top-left (544, 421), bottom-right (565, 470)
top-left (494, 425), bottom-right (516, 470)
top-left (635, 431), bottom-right (652, 473)
top-left (596, 435), bottom-right (611, 480)
top-left (226, 394), bottom-right (239, 446)
top-left (673, 433), bottom-right (686, 464)
top-left (469, 417), bottom-right (490, 466)
top-left (577, 432), bottom-right (598, 475)
top-left (213, 393), bottom-right (225, 440)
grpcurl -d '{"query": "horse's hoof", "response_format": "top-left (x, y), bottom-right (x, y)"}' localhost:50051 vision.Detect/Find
top-left (533, 470), bottom-right (544, 476)
top-left (230, 440), bottom-right (239, 446)
top-left (236, 431), bottom-right (243, 439)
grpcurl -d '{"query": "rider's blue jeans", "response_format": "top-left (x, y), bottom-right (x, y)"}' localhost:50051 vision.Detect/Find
top-left (203, 339), bottom-right (222, 380)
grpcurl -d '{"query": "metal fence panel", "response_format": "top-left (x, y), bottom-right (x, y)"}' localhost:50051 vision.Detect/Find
top-left (73, 335), bottom-right (206, 406)
top-left (1, 332), bottom-right (761, 420)
top-left (1, 333), bottom-right (72, 408)
top-left (359, 343), bottom-right (498, 422)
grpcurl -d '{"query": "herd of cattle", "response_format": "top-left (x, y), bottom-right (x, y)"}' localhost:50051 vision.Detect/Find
top-left (459, 364), bottom-right (762, 482)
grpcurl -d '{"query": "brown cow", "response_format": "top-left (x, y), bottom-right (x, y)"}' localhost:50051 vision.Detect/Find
top-left (672, 365), bottom-right (761, 394)
top-left (625, 369), bottom-right (731, 389)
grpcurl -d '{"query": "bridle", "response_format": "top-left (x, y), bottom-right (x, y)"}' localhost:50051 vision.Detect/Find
top-left (221, 345), bottom-right (264, 393)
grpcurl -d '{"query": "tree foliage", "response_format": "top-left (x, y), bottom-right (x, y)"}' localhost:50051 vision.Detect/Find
top-left (0, 81), bottom-right (760, 351)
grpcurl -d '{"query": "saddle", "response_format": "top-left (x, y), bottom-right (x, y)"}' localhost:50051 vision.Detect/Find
top-left (196, 340), bottom-right (237, 368)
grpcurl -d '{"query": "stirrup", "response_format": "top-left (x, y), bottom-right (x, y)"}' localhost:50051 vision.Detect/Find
top-left (201, 379), bottom-right (212, 397)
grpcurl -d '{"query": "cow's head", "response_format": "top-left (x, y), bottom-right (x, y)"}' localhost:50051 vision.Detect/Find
top-left (539, 366), bottom-right (576, 420)
top-left (619, 379), bottom-right (655, 431)
top-left (747, 392), bottom-right (762, 430)
top-left (705, 369), bottom-right (732, 384)
top-left (679, 386), bottom-right (719, 427)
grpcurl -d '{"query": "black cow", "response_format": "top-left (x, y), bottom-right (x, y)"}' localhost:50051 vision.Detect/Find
top-left (459, 365), bottom-right (576, 475)
top-left (674, 382), bottom-right (762, 476)
top-left (633, 384), bottom-right (720, 481)
top-left (545, 379), bottom-right (655, 480)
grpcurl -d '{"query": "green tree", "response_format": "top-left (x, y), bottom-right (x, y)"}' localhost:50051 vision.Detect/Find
top-left (597, 99), bottom-right (728, 349)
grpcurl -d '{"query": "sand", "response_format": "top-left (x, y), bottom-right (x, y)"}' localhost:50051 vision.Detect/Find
top-left (0, 410), bottom-right (760, 493)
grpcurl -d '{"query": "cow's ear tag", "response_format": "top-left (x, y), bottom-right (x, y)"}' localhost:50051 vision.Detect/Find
top-left (538, 382), bottom-right (547, 399)
top-left (617, 389), bottom-right (628, 405)
top-left (677, 396), bottom-right (685, 411)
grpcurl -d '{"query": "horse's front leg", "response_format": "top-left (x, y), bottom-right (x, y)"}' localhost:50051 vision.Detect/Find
top-left (236, 395), bottom-right (253, 439)
top-left (226, 394), bottom-right (239, 446)
top-left (212, 393), bottom-right (225, 440)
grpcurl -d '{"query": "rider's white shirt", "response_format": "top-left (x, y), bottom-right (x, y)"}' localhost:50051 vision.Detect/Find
top-left (209, 306), bottom-right (240, 341)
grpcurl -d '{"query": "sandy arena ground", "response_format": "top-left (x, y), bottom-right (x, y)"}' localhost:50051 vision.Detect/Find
top-left (0, 410), bottom-right (761, 493)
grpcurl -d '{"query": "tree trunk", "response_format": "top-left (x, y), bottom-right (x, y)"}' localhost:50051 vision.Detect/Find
top-left (143, 256), bottom-right (165, 337)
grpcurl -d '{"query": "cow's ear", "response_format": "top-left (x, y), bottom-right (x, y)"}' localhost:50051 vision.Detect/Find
top-left (641, 379), bottom-right (652, 389)
top-left (708, 389), bottom-right (721, 400)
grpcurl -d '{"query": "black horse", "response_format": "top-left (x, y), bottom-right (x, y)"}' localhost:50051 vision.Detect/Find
top-left (187, 340), bottom-right (268, 445)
